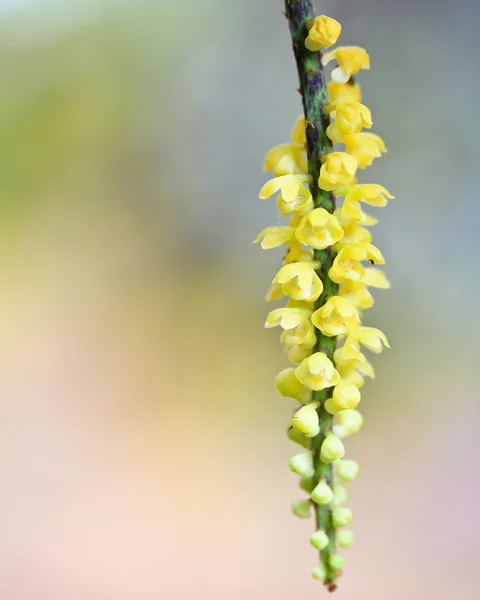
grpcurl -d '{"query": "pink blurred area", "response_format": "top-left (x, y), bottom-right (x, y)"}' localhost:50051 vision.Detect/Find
top-left (0, 1), bottom-right (479, 598)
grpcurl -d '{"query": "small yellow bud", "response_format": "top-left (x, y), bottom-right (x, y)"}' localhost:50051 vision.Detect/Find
top-left (328, 80), bottom-right (362, 104)
top-left (305, 15), bottom-right (342, 51)
top-left (291, 498), bottom-right (312, 519)
top-left (286, 426), bottom-right (311, 449)
top-left (320, 433), bottom-right (345, 463)
top-left (311, 480), bottom-right (334, 505)
top-left (332, 506), bottom-right (353, 528)
top-left (291, 115), bottom-right (306, 145)
top-left (319, 152), bottom-right (357, 192)
top-left (295, 352), bottom-right (340, 391)
top-left (295, 208), bottom-right (344, 250)
top-left (267, 308), bottom-right (316, 348)
top-left (333, 485), bottom-right (348, 505)
top-left (312, 564), bottom-right (326, 582)
top-left (339, 281), bottom-right (374, 310)
top-left (289, 452), bottom-right (314, 477)
top-left (292, 403), bottom-right (320, 438)
top-left (275, 368), bottom-right (311, 403)
top-left (334, 409), bottom-right (364, 438)
top-left (286, 344), bottom-right (313, 365)
top-left (309, 530), bottom-right (330, 551)
top-left (332, 380), bottom-right (361, 410)
top-left (328, 553), bottom-right (346, 570)
top-left (335, 459), bottom-right (360, 482)
top-left (311, 296), bottom-right (360, 337)
top-left (337, 530), bottom-right (355, 548)
top-left (299, 476), bottom-right (314, 493)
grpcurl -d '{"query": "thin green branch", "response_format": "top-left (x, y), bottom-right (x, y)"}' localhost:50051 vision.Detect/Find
top-left (284, 0), bottom-right (339, 590)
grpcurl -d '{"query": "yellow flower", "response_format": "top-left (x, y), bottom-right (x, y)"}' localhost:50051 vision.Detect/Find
top-left (334, 206), bottom-right (378, 228)
top-left (295, 208), bottom-right (344, 250)
top-left (326, 101), bottom-right (372, 143)
top-left (282, 239), bottom-right (314, 264)
top-left (328, 81), bottom-right (362, 104)
top-left (254, 226), bottom-right (295, 249)
top-left (336, 459), bottom-right (359, 482)
top-left (275, 368), bottom-right (311, 403)
top-left (329, 243), bottom-right (385, 284)
top-left (336, 365), bottom-right (365, 388)
top-left (292, 402), bottom-right (320, 437)
top-left (266, 308), bottom-right (316, 348)
top-left (273, 261), bottom-right (323, 301)
top-left (287, 344), bottom-right (313, 365)
top-left (295, 352), bottom-right (340, 391)
top-left (323, 46), bottom-right (370, 83)
top-left (260, 174), bottom-right (312, 204)
top-left (343, 132), bottom-right (386, 168)
top-left (339, 281), bottom-right (374, 310)
top-left (334, 347), bottom-right (375, 379)
top-left (311, 296), bottom-right (360, 337)
top-left (264, 143), bottom-right (307, 176)
top-left (333, 409), bottom-right (363, 438)
top-left (318, 152), bottom-right (357, 191)
top-left (335, 222), bottom-right (372, 247)
top-left (344, 326), bottom-right (390, 355)
top-left (345, 184), bottom-right (394, 207)
top-left (291, 115), bottom-right (306, 145)
top-left (305, 15), bottom-right (342, 51)
top-left (363, 267), bottom-right (390, 288)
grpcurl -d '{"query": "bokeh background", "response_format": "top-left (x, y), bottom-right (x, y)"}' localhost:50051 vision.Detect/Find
top-left (0, 0), bottom-right (478, 598)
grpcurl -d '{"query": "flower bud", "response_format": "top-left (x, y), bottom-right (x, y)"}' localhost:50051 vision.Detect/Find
top-left (291, 499), bottom-right (312, 519)
top-left (311, 479), bottom-right (334, 505)
top-left (332, 506), bottom-right (353, 528)
top-left (310, 530), bottom-right (329, 551)
top-left (337, 530), bottom-right (355, 548)
top-left (292, 403), bottom-right (320, 438)
top-left (312, 564), bottom-right (326, 581)
top-left (329, 553), bottom-right (346, 570)
top-left (333, 409), bottom-right (363, 438)
top-left (288, 452), bottom-right (314, 477)
top-left (336, 459), bottom-right (359, 483)
top-left (320, 433), bottom-right (345, 463)
top-left (286, 427), bottom-right (311, 449)
top-left (333, 484), bottom-right (348, 505)
top-left (299, 476), bottom-right (314, 493)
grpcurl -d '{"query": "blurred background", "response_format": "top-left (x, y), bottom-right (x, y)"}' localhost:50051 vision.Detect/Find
top-left (0, 0), bottom-right (478, 598)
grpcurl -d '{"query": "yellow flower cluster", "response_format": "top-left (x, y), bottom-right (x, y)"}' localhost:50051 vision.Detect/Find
top-left (255, 14), bottom-right (392, 584)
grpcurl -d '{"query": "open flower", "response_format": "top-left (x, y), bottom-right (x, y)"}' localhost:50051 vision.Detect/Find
top-left (319, 152), bottom-right (357, 191)
top-left (282, 239), bottom-right (314, 264)
top-left (345, 183), bottom-right (394, 207)
top-left (326, 101), bottom-right (372, 143)
top-left (295, 207), bottom-right (344, 249)
top-left (328, 80), bottom-right (362, 104)
top-left (344, 326), bottom-right (390, 355)
top-left (344, 132), bottom-right (386, 168)
top-left (295, 352), bottom-right (340, 391)
top-left (311, 296), bottom-right (360, 336)
top-left (339, 281), bottom-right (374, 310)
top-left (265, 307), bottom-right (316, 348)
top-left (323, 46), bottom-right (370, 83)
top-left (264, 143), bottom-right (307, 176)
top-left (254, 226), bottom-right (295, 249)
top-left (329, 243), bottom-right (385, 284)
top-left (305, 15), bottom-right (342, 51)
top-left (273, 262), bottom-right (323, 301)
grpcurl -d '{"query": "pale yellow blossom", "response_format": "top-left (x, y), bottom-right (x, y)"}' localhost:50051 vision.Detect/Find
top-left (292, 402), bottom-right (320, 438)
top-left (344, 326), bottom-right (390, 355)
top-left (320, 433), bottom-right (345, 463)
top-left (287, 344), bottom-right (313, 365)
top-left (273, 261), bottom-right (323, 301)
top-left (329, 243), bottom-right (385, 284)
top-left (319, 152), bottom-right (357, 191)
top-left (282, 239), bottom-right (314, 264)
top-left (264, 143), bottom-right (307, 176)
top-left (333, 409), bottom-right (363, 438)
top-left (295, 208), bottom-right (344, 250)
top-left (339, 281), bottom-right (374, 310)
top-left (345, 183), bottom-right (394, 207)
top-left (311, 296), bottom-right (360, 336)
top-left (328, 80), bottom-right (362, 104)
top-left (343, 132), bottom-right (386, 168)
top-left (275, 368), bottom-right (311, 403)
top-left (254, 226), bottom-right (295, 249)
top-left (326, 101), bottom-right (372, 143)
top-left (295, 352), bottom-right (340, 391)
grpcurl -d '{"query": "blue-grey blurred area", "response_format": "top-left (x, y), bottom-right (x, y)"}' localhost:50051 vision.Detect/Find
top-left (0, 0), bottom-right (478, 598)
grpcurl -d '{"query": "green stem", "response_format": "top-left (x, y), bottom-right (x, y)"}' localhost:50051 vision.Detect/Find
top-left (284, 0), bottom-right (339, 590)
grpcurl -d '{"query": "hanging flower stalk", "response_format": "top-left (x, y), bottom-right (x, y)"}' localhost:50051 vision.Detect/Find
top-left (255, 1), bottom-right (392, 590)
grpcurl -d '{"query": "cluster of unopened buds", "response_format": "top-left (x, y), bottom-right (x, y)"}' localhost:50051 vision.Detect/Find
top-left (255, 14), bottom-right (393, 584)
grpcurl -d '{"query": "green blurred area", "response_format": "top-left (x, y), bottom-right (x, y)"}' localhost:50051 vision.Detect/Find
top-left (0, 1), bottom-right (478, 599)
